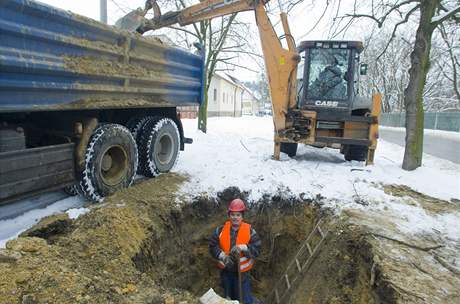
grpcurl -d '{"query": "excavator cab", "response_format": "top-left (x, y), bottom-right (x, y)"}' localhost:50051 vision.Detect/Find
top-left (296, 41), bottom-right (367, 118)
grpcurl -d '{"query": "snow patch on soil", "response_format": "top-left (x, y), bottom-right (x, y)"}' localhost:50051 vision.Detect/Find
top-left (0, 196), bottom-right (84, 248)
top-left (66, 207), bottom-right (90, 219)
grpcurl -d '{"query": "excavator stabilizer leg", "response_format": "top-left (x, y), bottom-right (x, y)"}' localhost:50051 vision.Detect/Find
top-left (274, 136), bottom-right (281, 160)
top-left (366, 93), bottom-right (382, 165)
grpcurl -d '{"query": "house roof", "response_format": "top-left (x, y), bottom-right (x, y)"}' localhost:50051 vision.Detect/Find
top-left (213, 73), bottom-right (244, 89)
top-left (215, 73), bottom-right (259, 101)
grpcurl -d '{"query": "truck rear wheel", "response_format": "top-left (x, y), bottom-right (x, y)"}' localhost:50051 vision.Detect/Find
top-left (79, 124), bottom-right (138, 202)
top-left (138, 118), bottom-right (180, 177)
top-left (127, 116), bottom-right (152, 144)
top-left (64, 185), bottom-right (79, 196)
top-left (343, 145), bottom-right (368, 162)
top-left (280, 142), bottom-right (298, 157)
top-left (127, 116), bottom-right (158, 172)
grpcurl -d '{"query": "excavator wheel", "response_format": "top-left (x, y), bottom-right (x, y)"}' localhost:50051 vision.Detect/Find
top-left (280, 142), bottom-right (298, 158)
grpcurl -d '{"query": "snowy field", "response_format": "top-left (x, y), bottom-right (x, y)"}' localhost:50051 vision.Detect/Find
top-left (176, 117), bottom-right (460, 244)
top-left (177, 117), bottom-right (460, 202)
top-left (1, 116), bottom-right (459, 248)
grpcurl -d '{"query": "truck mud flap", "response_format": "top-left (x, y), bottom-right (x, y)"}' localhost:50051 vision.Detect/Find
top-left (0, 143), bottom-right (75, 205)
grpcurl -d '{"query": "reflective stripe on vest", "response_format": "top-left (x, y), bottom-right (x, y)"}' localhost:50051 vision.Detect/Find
top-left (218, 221), bottom-right (254, 272)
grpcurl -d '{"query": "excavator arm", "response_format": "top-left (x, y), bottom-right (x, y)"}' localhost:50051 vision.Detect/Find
top-left (133, 0), bottom-right (300, 158)
top-left (143, 0), bottom-right (258, 30)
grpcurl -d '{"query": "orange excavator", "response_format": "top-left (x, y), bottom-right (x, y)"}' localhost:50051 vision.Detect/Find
top-left (119, 0), bottom-right (381, 164)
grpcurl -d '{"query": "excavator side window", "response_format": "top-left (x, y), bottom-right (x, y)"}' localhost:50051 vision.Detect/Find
top-left (296, 59), bottom-right (305, 105)
top-left (306, 48), bottom-right (350, 101)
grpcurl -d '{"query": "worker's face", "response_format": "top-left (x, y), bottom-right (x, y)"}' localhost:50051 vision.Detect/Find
top-left (229, 211), bottom-right (243, 226)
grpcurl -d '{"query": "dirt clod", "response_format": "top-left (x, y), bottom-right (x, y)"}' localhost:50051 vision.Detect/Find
top-left (20, 213), bottom-right (73, 243)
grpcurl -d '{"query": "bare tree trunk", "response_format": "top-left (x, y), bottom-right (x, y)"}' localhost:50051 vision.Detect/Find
top-left (198, 75), bottom-right (208, 132)
top-left (402, 0), bottom-right (438, 170)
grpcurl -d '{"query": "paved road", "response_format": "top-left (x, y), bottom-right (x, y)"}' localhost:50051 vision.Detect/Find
top-left (379, 127), bottom-right (460, 164)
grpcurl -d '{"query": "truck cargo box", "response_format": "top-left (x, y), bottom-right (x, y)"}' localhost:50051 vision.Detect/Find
top-left (0, 0), bottom-right (205, 113)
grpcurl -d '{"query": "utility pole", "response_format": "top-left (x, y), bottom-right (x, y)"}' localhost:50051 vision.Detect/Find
top-left (100, 0), bottom-right (107, 24)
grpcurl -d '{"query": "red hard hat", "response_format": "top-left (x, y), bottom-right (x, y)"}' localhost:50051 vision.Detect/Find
top-left (228, 198), bottom-right (246, 212)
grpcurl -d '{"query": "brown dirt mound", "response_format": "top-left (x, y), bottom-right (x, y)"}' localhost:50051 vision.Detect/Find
top-left (1, 177), bottom-right (457, 303)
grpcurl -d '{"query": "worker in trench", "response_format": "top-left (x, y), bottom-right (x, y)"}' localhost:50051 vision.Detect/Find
top-left (209, 199), bottom-right (262, 304)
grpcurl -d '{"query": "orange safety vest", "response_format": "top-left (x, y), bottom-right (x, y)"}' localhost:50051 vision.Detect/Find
top-left (217, 221), bottom-right (254, 272)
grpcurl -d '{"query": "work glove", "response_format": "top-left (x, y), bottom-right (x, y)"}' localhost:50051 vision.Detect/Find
top-left (237, 244), bottom-right (248, 253)
top-left (219, 252), bottom-right (234, 269)
top-left (230, 246), bottom-right (240, 257)
top-left (231, 245), bottom-right (249, 257)
top-left (218, 251), bottom-right (226, 262)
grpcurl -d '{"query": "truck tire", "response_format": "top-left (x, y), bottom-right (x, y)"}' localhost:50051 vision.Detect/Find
top-left (126, 116), bottom-right (152, 143)
top-left (280, 142), bottom-right (298, 157)
top-left (64, 185), bottom-right (79, 196)
top-left (138, 118), bottom-right (180, 177)
top-left (126, 116), bottom-right (158, 172)
top-left (343, 145), bottom-right (368, 162)
top-left (79, 124), bottom-right (138, 202)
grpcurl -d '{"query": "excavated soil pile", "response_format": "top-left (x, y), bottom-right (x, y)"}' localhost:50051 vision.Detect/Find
top-left (1, 175), bottom-right (457, 303)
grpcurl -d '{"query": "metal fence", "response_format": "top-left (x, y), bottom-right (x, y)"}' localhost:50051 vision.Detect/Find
top-left (380, 112), bottom-right (460, 132)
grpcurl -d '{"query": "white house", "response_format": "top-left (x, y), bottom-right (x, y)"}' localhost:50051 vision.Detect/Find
top-left (207, 73), bottom-right (244, 117)
top-left (241, 87), bottom-right (261, 115)
top-left (179, 73), bottom-right (260, 118)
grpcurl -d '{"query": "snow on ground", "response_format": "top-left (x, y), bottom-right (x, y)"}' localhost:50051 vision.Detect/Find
top-left (175, 116), bottom-right (460, 241)
top-left (1, 116), bottom-right (458, 249)
top-left (0, 196), bottom-right (85, 248)
top-left (381, 125), bottom-right (460, 141)
top-left (176, 117), bottom-right (460, 202)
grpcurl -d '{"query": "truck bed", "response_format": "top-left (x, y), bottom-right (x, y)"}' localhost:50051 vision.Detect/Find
top-left (0, 0), bottom-right (204, 113)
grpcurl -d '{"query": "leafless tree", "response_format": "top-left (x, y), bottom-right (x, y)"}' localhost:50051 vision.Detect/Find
top-left (360, 31), bottom-right (412, 113)
top-left (148, 0), bottom-right (259, 132)
top-left (126, 0), bottom-right (258, 132)
top-left (333, 0), bottom-right (460, 170)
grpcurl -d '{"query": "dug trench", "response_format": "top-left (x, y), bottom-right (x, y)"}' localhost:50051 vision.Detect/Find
top-left (0, 174), bottom-right (424, 303)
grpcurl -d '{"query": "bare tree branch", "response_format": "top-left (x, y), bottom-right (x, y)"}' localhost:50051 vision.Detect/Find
top-left (375, 4), bottom-right (420, 61)
top-left (438, 23), bottom-right (460, 102)
top-left (432, 4), bottom-right (460, 25)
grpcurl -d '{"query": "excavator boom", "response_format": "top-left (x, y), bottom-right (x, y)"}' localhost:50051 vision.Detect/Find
top-left (144, 0), bottom-right (259, 30)
top-left (124, 0), bottom-right (380, 163)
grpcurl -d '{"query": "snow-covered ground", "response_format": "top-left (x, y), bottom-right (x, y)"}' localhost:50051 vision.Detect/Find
top-left (381, 126), bottom-right (460, 141)
top-left (1, 116), bottom-right (459, 248)
top-left (176, 117), bottom-right (460, 242)
top-left (177, 117), bottom-right (459, 202)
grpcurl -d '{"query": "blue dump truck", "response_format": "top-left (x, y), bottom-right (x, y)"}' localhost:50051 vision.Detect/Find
top-left (0, 0), bottom-right (204, 203)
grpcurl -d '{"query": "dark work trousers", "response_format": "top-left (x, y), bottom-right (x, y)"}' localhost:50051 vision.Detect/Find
top-left (220, 270), bottom-right (253, 304)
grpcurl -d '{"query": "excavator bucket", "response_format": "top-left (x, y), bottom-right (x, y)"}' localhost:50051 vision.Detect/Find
top-left (115, 8), bottom-right (145, 31)
top-left (114, 0), bottom-right (161, 32)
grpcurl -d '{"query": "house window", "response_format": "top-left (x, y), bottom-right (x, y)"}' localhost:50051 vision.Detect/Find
top-left (213, 89), bottom-right (217, 103)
